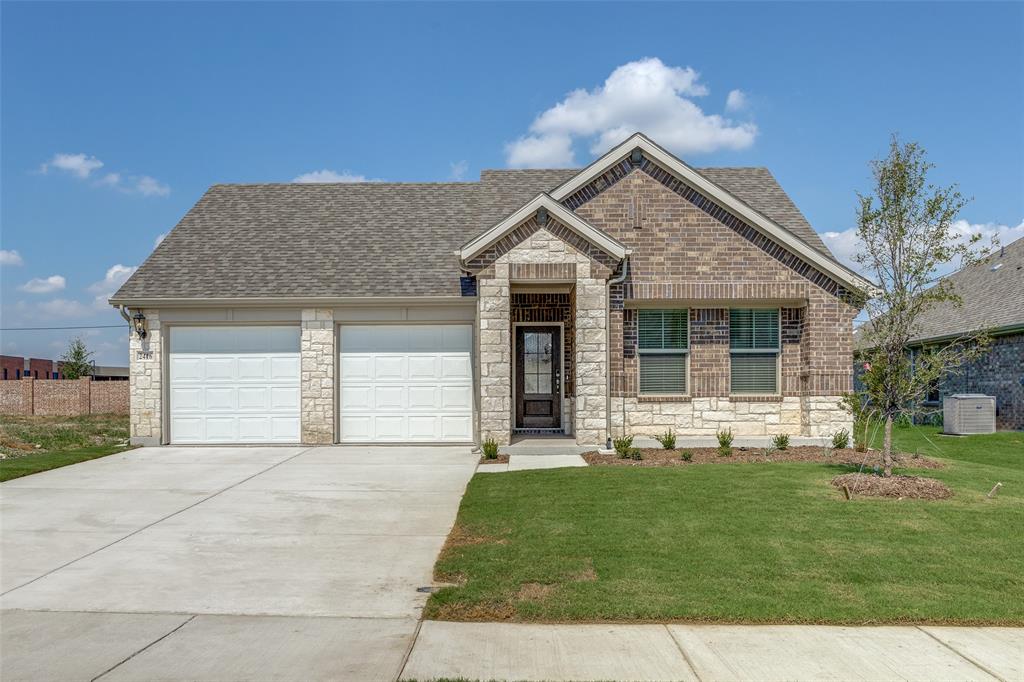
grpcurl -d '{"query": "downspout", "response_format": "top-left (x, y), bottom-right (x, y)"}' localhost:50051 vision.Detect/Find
top-left (605, 256), bottom-right (629, 450)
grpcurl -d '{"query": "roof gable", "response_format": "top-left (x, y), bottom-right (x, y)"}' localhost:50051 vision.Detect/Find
top-left (459, 194), bottom-right (628, 263)
top-left (549, 133), bottom-right (877, 296)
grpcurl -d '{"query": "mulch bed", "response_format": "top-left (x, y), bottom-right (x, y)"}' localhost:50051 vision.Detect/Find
top-left (582, 446), bottom-right (942, 469)
top-left (831, 473), bottom-right (953, 500)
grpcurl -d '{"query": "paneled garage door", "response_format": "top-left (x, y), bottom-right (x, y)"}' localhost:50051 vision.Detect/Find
top-left (339, 325), bottom-right (473, 443)
top-left (169, 326), bottom-right (301, 444)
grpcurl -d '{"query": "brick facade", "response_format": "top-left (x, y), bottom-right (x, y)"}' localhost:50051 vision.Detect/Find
top-left (936, 333), bottom-right (1024, 431)
top-left (562, 166), bottom-right (856, 438)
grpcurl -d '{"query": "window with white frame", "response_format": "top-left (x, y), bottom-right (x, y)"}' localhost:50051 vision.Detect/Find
top-left (729, 308), bottom-right (780, 394)
top-left (638, 309), bottom-right (688, 395)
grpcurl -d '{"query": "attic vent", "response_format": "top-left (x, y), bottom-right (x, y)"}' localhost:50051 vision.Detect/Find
top-left (630, 148), bottom-right (643, 166)
top-left (536, 208), bottom-right (548, 226)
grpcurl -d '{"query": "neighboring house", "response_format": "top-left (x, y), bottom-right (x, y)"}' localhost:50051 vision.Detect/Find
top-left (0, 356), bottom-right (64, 380)
top-left (110, 133), bottom-right (873, 446)
top-left (856, 237), bottom-right (1023, 431)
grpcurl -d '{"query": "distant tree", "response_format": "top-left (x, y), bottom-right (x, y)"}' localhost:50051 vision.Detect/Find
top-left (59, 337), bottom-right (94, 379)
top-left (854, 136), bottom-right (992, 476)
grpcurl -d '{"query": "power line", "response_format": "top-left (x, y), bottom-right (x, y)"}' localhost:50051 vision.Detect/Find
top-left (0, 325), bottom-right (126, 331)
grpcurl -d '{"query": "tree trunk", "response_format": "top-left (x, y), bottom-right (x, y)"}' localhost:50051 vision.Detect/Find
top-left (882, 414), bottom-right (894, 477)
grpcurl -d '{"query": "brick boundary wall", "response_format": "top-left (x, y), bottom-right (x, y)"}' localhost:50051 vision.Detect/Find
top-left (0, 378), bottom-right (129, 417)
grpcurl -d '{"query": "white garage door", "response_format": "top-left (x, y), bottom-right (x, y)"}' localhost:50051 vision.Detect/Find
top-left (169, 326), bottom-right (301, 444)
top-left (339, 325), bottom-right (473, 443)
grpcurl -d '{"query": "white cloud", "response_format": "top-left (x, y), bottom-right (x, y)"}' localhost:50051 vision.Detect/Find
top-left (134, 175), bottom-right (171, 197)
top-left (0, 249), bottom-right (24, 266)
top-left (40, 153), bottom-right (169, 196)
top-left (725, 89), bottom-right (748, 112)
top-left (292, 169), bottom-right (374, 183)
top-left (154, 233), bottom-right (167, 248)
top-left (820, 218), bottom-right (1024, 274)
top-left (505, 134), bottom-right (575, 168)
top-left (41, 153), bottom-right (104, 178)
top-left (505, 57), bottom-right (758, 168)
top-left (88, 264), bottom-right (138, 309)
top-left (18, 275), bottom-right (66, 294)
top-left (38, 298), bottom-right (92, 318)
top-left (449, 160), bottom-right (469, 181)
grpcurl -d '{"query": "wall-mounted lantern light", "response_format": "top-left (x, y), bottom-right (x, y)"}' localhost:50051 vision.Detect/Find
top-left (132, 311), bottom-right (148, 339)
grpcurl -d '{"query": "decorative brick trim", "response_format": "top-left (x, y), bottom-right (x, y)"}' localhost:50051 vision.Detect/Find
top-left (509, 262), bottom-right (576, 281)
top-left (625, 281), bottom-right (809, 302)
top-left (638, 395), bottom-right (692, 403)
top-left (466, 217), bottom-right (618, 279)
top-left (728, 395), bottom-right (784, 403)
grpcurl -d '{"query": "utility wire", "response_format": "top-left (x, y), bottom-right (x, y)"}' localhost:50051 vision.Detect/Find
top-left (0, 325), bottom-right (126, 331)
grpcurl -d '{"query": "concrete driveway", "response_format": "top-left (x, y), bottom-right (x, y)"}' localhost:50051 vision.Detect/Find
top-left (0, 445), bottom-right (478, 681)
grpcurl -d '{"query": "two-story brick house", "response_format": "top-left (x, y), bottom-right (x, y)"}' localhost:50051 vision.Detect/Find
top-left (111, 133), bottom-right (874, 446)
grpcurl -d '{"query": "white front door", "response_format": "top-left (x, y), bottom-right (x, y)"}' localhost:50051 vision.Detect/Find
top-left (339, 325), bottom-right (473, 443)
top-left (168, 326), bottom-right (301, 444)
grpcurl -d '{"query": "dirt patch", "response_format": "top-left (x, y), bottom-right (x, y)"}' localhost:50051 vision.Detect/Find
top-left (479, 454), bottom-right (510, 464)
top-left (831, 473), bottom-right (953, 500)
top-left (516, 582), bottom-right (555, 601)
top-left (441, 523), bottom-right (508, 550)
top-left (582, 446), bottom-right (942, 469)
top-left (428, 600), bottom-right (518, 621)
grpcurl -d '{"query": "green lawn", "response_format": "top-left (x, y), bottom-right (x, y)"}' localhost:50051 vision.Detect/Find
top-left (426, 426), bottom-right (1024, 625)
top-left (0, 414), bottom-right (131, 482)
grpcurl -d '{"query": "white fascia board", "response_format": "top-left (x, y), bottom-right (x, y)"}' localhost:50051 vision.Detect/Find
top-left (459, 193), bottom-right (628, 262)
top-left (550, 133), bottom-right (879, 296)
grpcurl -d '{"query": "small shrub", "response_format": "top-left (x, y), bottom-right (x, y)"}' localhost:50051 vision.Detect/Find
top-left (613, 435), bottom-right (634, 458)
top-left (717, 444), bottom-right (732, 457)
top-left (680, 450), bottom-right (693, 462)
top-left (657, 430), bottom-right (676, 450)
top-left (832, 429), bottom-right (850, 450)
top-left (625, 448), bottom-right (643, 461)
top-left (481, 437), bottom-right (499, 460)
top-left (771, 433), bottom-right (790, 450)
top-left (762, 443), bottom-right (778, 459)
top-left (716, 428), bottom-right (733, 448)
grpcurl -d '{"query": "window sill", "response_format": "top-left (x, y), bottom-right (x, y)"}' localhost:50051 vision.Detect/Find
top-left (638, 395), bottom-right (692, 403)
top-left (728, 394), bottom-right (784, 403)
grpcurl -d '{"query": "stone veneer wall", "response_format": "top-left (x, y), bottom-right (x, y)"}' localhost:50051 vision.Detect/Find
top-left (301, 308), bottom-right (335, 444)
top-left (129, 309), bottom-right (162, 445)
top-left (610, 395), bottom-right (850, 438)
top-left (474, 220), bottom-right (610, 445)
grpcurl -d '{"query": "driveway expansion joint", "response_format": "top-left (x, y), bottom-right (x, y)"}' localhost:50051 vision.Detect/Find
top-left (90, 614), bottom-right (196, 682)
top-left (916, 625), bottom-right (1009, 682)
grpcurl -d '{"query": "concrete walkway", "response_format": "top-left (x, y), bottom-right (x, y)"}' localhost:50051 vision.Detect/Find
top-left (478, 453), bottom-right (588, 473)
top-left (401, 621), bottom-right (1024, 682)
top-left (0, 445), bottom-right (479, 682)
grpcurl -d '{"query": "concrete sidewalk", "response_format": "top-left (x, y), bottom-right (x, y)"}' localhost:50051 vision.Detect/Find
top-left (401, 621), bottom-right (1023, 682)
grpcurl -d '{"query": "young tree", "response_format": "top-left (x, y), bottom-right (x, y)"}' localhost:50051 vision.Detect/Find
top-left (855, 136), bottom-right (992, 476)
top-left (59, 337), bottom-right (95, 379)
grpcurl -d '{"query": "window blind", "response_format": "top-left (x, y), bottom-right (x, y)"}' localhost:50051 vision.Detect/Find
top-left (730, 309), bottom-right (779, 394)
top-left (638, 309), bottom-right (688, 394)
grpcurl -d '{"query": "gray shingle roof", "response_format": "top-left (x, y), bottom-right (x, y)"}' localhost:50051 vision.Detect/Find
top-left (906, 237), bottom-right (1024, 342)
top-left (113, 166), bottom-right (837, 302)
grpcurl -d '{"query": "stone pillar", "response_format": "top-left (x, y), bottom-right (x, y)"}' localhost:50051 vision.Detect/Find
top-left (478, 274), bottom-right (512, 444)
top-left (574, 275), bottom-right (608, 445)
top-left (129, 309), bottom-right (162, 446)
top-left (301, 308), bottom-right (335, 444)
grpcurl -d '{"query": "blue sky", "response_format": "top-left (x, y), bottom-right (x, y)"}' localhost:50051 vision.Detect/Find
top-left (2, 1), bottom-right (1022, 365)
